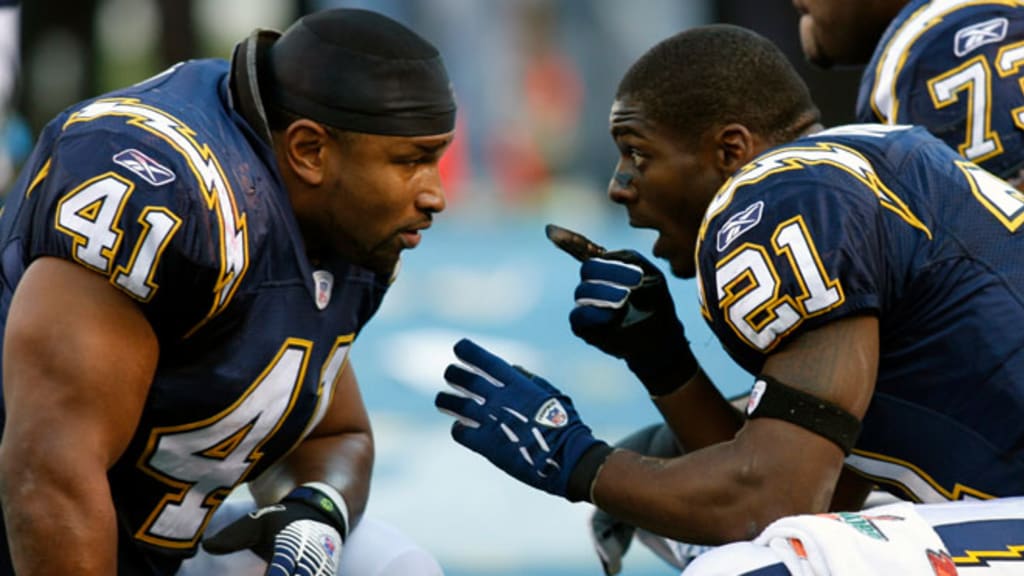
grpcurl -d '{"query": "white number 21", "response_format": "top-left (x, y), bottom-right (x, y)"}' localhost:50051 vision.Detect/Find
top-left (715, 216), bottom-right (844, 351)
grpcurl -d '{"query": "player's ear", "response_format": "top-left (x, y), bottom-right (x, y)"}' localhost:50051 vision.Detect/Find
top-left (281, 119), bottom-right (329, 186)
top-left (714, 123), bottom-right (758, 176)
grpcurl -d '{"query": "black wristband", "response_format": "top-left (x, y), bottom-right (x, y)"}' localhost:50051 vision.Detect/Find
top-left (745, 375), bottom-right (861, 455)
top-left (566, 442), bottom-right (614, 503)
top-left (629, 343), bottom-right (699, 397)
top-left (282, 485), bottom-right (349, 539)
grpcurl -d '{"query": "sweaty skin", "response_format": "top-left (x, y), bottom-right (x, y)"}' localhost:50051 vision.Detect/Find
top-left (591, 314), bottom-right (879, 544)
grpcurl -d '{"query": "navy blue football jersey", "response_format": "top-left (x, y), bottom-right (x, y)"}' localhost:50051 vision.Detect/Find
top-left (0, 60), bottom-right (390, 574)
top-left (696, 124), bottom-right (1024, 504)
top-left (857, 0), bottom-right (1024, 180)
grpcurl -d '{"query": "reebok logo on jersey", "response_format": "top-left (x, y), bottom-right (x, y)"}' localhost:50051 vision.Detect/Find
top-left (112, 148), bottom-right (176, 186)
top-left (717, 201), bottom-right (763, 252)
top-left (534, 398), bottom-right (568, 428)
top-left (954, 17), bottom-right (1007, 57)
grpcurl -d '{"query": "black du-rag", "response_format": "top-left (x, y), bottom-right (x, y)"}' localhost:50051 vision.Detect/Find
top-left (230, 8), bottom-right (457, 141)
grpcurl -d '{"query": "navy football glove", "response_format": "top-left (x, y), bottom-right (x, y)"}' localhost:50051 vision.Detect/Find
top-left (203, 483), bottom-right (347, 576)
top-left (549, 225), bottom-right (697, 396)
top-left (435, 338), bottom-right (612, 502)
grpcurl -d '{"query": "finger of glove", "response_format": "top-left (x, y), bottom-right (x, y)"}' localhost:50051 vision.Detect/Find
top-left (602, 249), bottom-right (662, 276)
top-left (267, 520), bottom-right (341, 576)
top-left (449, 413), bottom-right (500, 453)
top-left (444, 362), bottom-right (504, 404)
top-left (511, 365), bottom-right (570, 404)
top-left (451, 414), bottom-right (542, 473)
top-left (527, 376), bottom-right (565, 399)
top-left (442, 363), bottom-right (492, 405)
top-left (452, 338), bottom-right (531, 391)
top-left (202, 514), bottom-right (265, 556)
top-left (546, 223), bottom-right (607, 262)
top-left (435, 391), bottom-right (485, 428)
top-left (570, 302), bottom-right (624, 333)
top-left (580, 257), bottom-right (644, 287)
top-left (574, 281), bottom-right (631, 310)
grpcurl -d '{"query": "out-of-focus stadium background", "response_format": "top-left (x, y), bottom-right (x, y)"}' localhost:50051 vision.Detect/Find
top-left (5, 1), bottom-right (863, 574)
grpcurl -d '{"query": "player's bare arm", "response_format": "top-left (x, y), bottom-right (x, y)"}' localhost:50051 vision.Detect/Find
top-left (651, 369), bottom-right (744, 453)
top-left (763, 312), bottom-right (879, 513)
top-left (249, 360), bottom-right (373, 526)
top-left (589, 314), bottom-right (878, 544)
top-left (0, 257), bottom-right (157, 574)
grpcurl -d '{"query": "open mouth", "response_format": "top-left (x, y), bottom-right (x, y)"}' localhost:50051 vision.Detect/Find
top-left (628, 217), bottom-right (658, 232)
top-left (400, 230), bottom-right (422, 249)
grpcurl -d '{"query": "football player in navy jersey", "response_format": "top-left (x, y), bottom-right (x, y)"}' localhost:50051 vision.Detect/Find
top-left (793, 0), bottom-right (1024, 184)
top-left (0, 8), bottom-right (454, 576)
top-left (591, 3), bottom-right (1024, 571)
top-left (436, 24), bottom-right (1024, 574)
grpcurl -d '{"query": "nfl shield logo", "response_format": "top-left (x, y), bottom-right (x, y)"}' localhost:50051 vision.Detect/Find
top-left (534, 398), bottom-right (569, 428)
top-left (746, 379), bottom-right (767, 415)
top-left (312, 270), bottom-right (334, 310)
top-left (322, 535), bottom-right (337, 558)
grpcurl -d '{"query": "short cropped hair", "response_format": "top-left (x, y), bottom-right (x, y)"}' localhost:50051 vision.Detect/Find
top-left (617, 24), bottom-right (820, 144)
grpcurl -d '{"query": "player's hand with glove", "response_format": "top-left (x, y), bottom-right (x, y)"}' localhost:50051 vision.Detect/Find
top-left (435, 338), bottom-right (613, 502)
top-left (546, 224), bottom-right (699, 396)
top-left (202, 483), bottom-right (348, 576)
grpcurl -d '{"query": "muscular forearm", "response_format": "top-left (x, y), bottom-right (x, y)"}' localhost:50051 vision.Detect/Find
top-left (249, 431), bottom-right (373, 526)
top-left (590, 419), bottom-right (843, 545)
top-left (0, 257), bottom-right (157, 573)
top-left (0, 455), bottom-right (118, 574)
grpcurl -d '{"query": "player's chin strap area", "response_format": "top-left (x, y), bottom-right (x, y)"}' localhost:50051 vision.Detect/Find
top-left (745, 375), bottom-right (861, 455)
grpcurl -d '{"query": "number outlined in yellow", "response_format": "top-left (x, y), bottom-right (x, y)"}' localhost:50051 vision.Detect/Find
top-left (54, 172), bottom-right (134, 274)
top-left (715, 216), bottom-right (845, 352)
top-left (135, 339), bottom-right (312, 548)
top-left (927, 55), bottom-right (1003, 163)
top-left (65, 97), bottom-right (250, 332)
